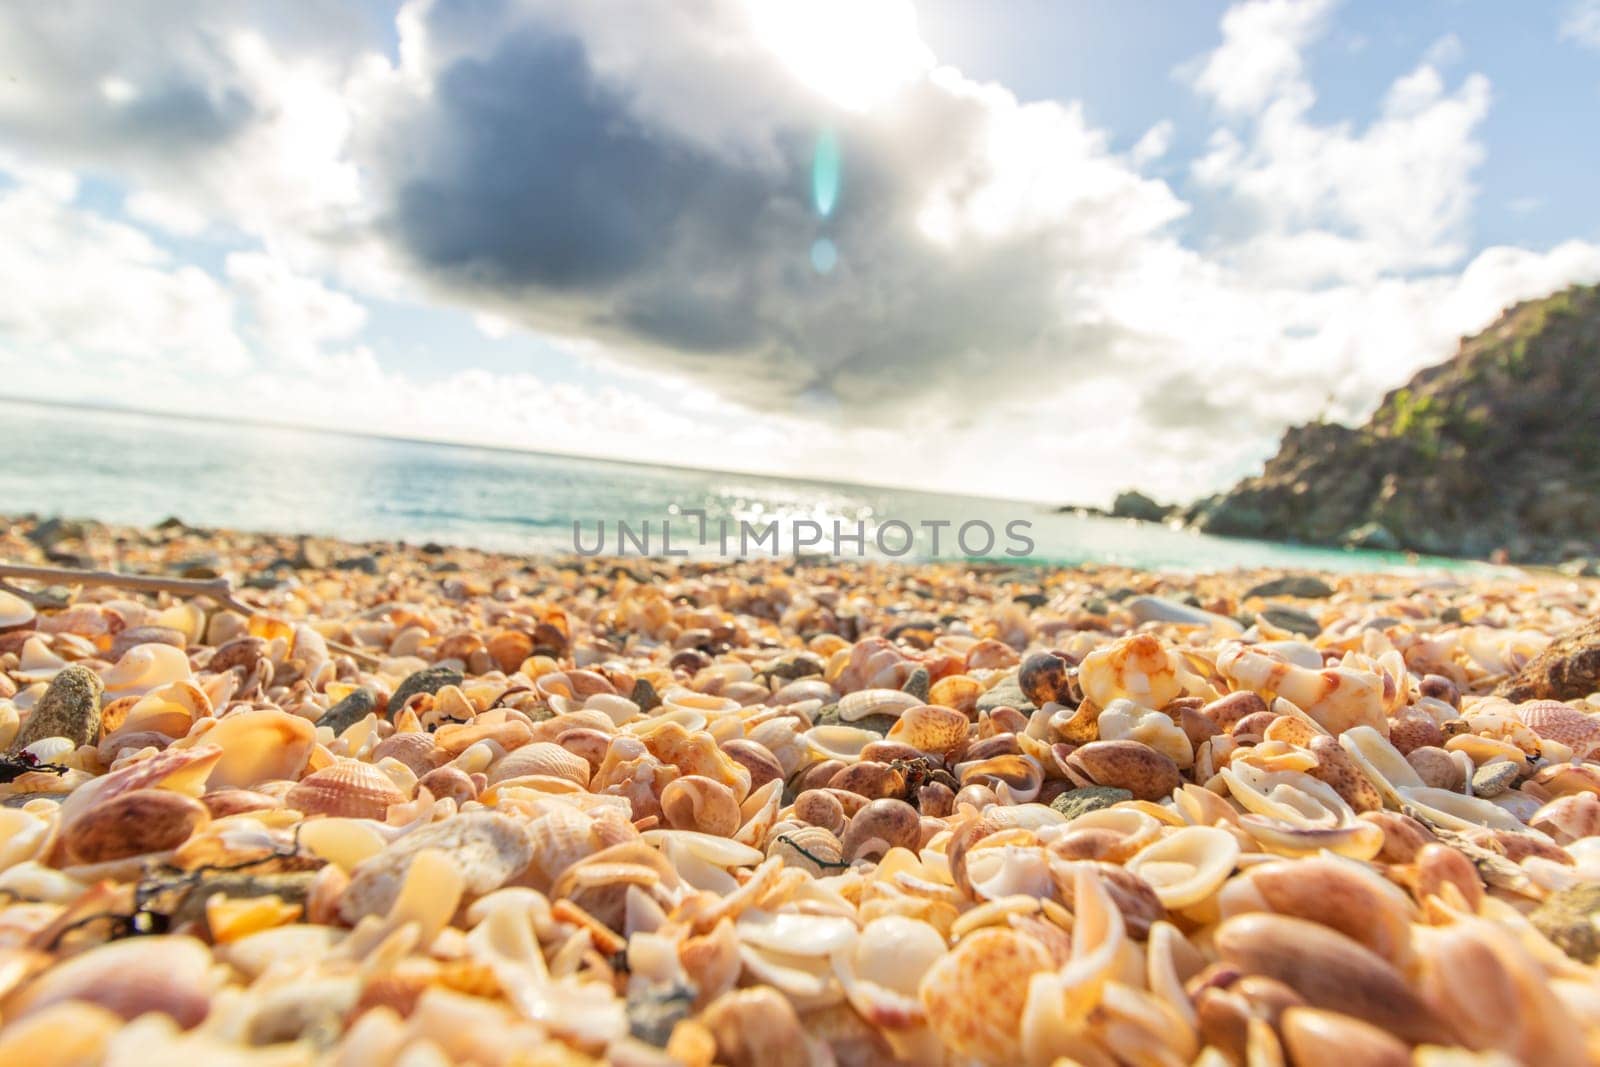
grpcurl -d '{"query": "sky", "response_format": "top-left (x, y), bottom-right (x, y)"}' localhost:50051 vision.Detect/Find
top-left (1, 0), bottom-right (1598, 505)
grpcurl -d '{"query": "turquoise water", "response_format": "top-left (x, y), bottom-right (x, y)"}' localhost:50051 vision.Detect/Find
top-left (1, 399), bottom-right (1460, 572)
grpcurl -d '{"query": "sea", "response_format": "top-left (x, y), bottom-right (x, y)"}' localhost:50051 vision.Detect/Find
top-left (1, 398), bottom-right (1466, 573)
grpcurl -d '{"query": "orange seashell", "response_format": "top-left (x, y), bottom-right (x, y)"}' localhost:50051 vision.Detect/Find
top-left (286, 759), bottom-right (407, 820)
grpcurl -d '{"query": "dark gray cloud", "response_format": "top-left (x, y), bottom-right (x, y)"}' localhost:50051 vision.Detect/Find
top-left (365, 1), bottom-right (1182, 413)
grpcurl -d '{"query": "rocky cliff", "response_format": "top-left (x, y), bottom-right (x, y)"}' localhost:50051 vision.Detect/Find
top-left (1186, 284), bottom-right (1600, 564)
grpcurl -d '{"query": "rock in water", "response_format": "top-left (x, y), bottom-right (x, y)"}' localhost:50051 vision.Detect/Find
top-left (12, 664), bottom-right (102, 752)
top-left (319, 687), bottom-right (378, 735)
top-left (1494, 615), bottom-right (1600, 703)
top-left (388, 666), bottom-right (463, 715)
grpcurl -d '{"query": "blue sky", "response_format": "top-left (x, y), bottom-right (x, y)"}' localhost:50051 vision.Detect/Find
top-left (0, 1), bottom-right (1597, 504)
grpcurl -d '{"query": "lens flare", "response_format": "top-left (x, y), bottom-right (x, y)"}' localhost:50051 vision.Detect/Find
top-left (813, 130), bottom-right (840, 217)
top-left (810, 237), bottom-right (838, 274)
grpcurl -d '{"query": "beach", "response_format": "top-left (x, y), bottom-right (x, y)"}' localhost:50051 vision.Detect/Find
top-left (0, 514), bottom-right (1597, 1063)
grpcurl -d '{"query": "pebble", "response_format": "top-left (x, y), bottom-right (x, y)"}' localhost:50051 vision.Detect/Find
top-left (1050, 786), bottom-right (1133, 820)
top-left (11, 663), bottom-right (102, 752)
top-left (1125, 595), bottom-right (1243, 634)
top-left (389, 666), bottom-right (464, 715)
top-left (1469, 760), bottom-right (1519, 798)
top-left (900, 666), bottom-right (931, 702)
top-left (1244, 575), bottom-right (1335, 599)
top-left (319, 687), bottom-right (378, 735)
top-left (974, 676), bottom-right (1033, 715)
top-left (1259, 605), bottom-right (1322, 637)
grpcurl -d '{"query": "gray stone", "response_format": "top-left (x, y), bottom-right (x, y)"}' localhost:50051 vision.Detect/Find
top-left (1243, 575), bottom-right (1335, 600)
top-left (12, 664), bottom-right (102, 752)
top-left (974, 675), bottom-right (1034, 715)
top-left (1050, 786), bottom-right (1133, 820)
top-left (389, 666), bottom-right (462, 716)
top-left (1259, 606), bottom-right (1321, 637)
top-left (319, 687), bottom-right (378, 735)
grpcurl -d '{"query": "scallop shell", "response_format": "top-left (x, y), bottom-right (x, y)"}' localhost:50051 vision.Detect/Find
top-left (767, 825), bottom-right (847, 877)
top-left (371, 731), bottom-right (447, 776)
top-left (1125, 826), bottom-right (1239, 910)
top-left (487, 741), bottom-right (591, 788)
top-left (286, 759), bottom-right (408, 820)
top-left (1515, 701), bottom-right (1600, 758)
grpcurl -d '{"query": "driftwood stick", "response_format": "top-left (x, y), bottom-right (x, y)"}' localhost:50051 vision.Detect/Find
top-left (0, 561), bottom-right (381, 667)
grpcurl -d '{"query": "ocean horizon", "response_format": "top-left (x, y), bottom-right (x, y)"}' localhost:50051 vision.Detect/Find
top-left (4, 397), bottom-right (1462, 572)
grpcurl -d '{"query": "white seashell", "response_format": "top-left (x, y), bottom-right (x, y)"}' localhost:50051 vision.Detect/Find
top-left (1397, 786), bottom-right (1530, 833)
top-left (738, 943), bottom-right (843, 1006)
top-left (0, 807), bottom-right (50, 874)
top-left (13, 638), bottom-right (68, 683)
top-left (1338, 725), bottom-right (1423, 806)
top-left (737, 910), bottom-right (858, 955)
top-left (297, 817), bottom-right (390, 873)
top-left (836, 689), bottom-right (920, 723)
top-left (1078, 634), bottom-right (1188, 709)
top-left (1097, 699), bottom-right (1193, 769)
top-left (1125, 826), bottom-right (1240, 909)
top-left (641, 828), bottom-right (763, 868)
top-left (966, 844), bottom-right (1054, 901)
top-left (0, 589), bottom-right (36, 631)
top-left (802, 724), bottom-right (881, 764)
top-left (832, 915), bottom-right (945, 1029)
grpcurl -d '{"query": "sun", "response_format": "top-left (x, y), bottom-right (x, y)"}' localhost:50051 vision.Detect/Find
top-left (748, 0), bottom-right (934, 112)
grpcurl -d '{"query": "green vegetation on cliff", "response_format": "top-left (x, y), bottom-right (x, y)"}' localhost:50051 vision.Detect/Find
top-left (1188, 284), bottom-right (1600, 563)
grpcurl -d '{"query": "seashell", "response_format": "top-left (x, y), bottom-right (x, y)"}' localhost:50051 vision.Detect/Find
top-left (1406, 745), bottom-right (1466, 791)
top-left (719, 739), bottom-right (784, 792)
top-left (1279, 1008), bottom-right (1410, 1067)
top-left (1096, 699), bottom-right (1193, 768)
top-left (1215, 913), bottom-right (1454, 1044)
top-left (434, 716), bottom-right (531, 756)
top-left (6, 935), bottom-right (213, 1028)
top-left (886, 703), bottom-right (970, 758)
top-left (768, 824), bottom-right (847, 876)
top-left (1307, 734), bottom-right (1382, 811)
top-left (1078, 634), bottom-right (1186, 709)
top-left (636, 719), bottom-right (751, 798)
top-left (832, 915), bottom-right (945, 1030)
top-left (1387, 705), bottom-right (1444, 754)
top-left (1200, 691), bottom-right (1268, 733)
top-left (488, 741), bottom-right (590, 788)
top-left (286, 759), bottom-right (407, 820)
top-left (0, 1002), bottom-right (122, 1064)
top-left (802, 724), bottom-right (881, 765)
top-left (929, 674), bottom-right (982, 715)
top-left (701, 987), bottom-right (811, 1067)
top-left (840, 798), bottom-right (921, 862)
top-left (1064, 740), bottom-right (1180, 801)
top-left (1359, 810), bottom-right (1438, 864)
top-left (1338, 725), bottom-right (1424, 807)
top-left (1217, 643), bottom-right (1392, 736)
top-left (1125, 825), bottom-right (1239, 910)
top-left (102, 643), bottom-right (192, 696)
top-left (1530, 792), bottom-right (1600, 845)
top-left (835, 689), bottom-right (921, 724)
top-left (339, 811), bottom-right (534, 924)
top-left (661, 775), bottom-right (742, 836)
top-left (1515, 700), bottom-right (1600, 758)
top-left (63, 787), bottom-right (208, 865)
top-left (920, 926), bottom-right (1055, 1063)
top-left (1530, 761), bottom-right (1600, 798)
top-left (182, 707), bottom-right (316, 790)
top-left (102, 680), bottom-right (211, 740)
top-left (1413, 842), bottom-right (1484, 912)
top-left (1018, 652), bottom-right (1074, 708)
top-left (1397, 785), bottom-right (1528, 833)
top-left (1220, 856), bottom-right (1414, 965)
top-left (0, 589), bottom-right (36, 632)
top-left (53, 743), bottom-right (222, 837)
top-left (955, 754), bottom-right (1043, 803)
top-left (371, 731), bottom-right (446, 776)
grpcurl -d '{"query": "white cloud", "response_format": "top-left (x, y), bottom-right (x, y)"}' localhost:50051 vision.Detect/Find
top-left (1130, 120), bottom-right (1176, 166)
top-left (1563, 0), bottom-right (1600, 49)
top-left (1191, 0), bottom-right (1332, 115)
